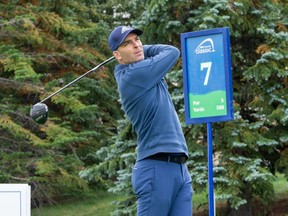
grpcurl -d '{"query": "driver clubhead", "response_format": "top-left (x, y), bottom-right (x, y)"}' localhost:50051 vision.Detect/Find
top-left (30, 103), bottom-right (48, 124)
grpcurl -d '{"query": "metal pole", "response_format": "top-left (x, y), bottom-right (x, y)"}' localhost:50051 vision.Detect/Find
top-left (207, 122), bottom-right (215, 216)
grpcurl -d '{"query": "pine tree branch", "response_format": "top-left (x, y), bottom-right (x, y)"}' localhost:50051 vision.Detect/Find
top-left (0, 136), bottom-right (19, 146)
top-left (10, 176), bottom-right (30, 182)
top-left (0, 77), bottom-right (44, 95)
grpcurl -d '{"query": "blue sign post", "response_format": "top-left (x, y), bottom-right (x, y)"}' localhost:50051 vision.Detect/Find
top-left (181, 28), bottom-right (233, 216)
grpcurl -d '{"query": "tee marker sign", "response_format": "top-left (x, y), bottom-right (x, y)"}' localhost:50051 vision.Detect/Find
top-left (181, 27), bottom-right (233, 124)
top-left (181, 27), bottom-right (234, 216)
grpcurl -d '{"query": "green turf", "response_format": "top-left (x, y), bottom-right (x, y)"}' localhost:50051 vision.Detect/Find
top-left (31, 190), bottom-right (123, 216)
top-left (32, 173), bottom-right (288, 215)
top-left (273, 173), bottom-right (288, 199)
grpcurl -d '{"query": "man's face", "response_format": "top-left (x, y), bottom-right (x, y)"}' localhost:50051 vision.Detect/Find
top-left (113, 33), bottom-right (144, 64)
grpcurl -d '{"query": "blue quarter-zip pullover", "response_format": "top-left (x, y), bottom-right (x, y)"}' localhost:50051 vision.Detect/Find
top-left (114, 44), bottom-right (188, 161)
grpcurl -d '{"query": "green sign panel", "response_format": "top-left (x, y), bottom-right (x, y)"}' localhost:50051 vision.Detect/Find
top-left (189, 90), bottom-right (227, 118)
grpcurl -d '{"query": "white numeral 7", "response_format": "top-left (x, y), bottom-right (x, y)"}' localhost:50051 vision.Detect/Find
top-left (200, 61), bottom-right (212, 86)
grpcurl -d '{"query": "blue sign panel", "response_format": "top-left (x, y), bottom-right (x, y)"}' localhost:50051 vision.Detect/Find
top-left (181, 28), bottom-right (234, 124)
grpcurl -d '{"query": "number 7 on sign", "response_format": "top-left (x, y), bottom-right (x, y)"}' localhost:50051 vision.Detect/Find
top-left (200, 62), bottom-right (212, 86)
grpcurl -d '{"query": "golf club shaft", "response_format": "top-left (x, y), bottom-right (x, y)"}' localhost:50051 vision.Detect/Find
top-left (40, 56), bottom-right (115, 103)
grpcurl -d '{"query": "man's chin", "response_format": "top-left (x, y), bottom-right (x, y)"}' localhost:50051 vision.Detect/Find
top-left (136, 54), bottom-right (145, 61)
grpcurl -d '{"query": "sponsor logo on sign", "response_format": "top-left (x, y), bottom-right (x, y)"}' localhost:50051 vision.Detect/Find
top-left (195, 38), bottom-right (215, 54)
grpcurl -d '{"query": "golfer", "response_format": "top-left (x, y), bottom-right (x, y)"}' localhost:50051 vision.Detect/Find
top-left (108, 26), bottom-right (193, 216)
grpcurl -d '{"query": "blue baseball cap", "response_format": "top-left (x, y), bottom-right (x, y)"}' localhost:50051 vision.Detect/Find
top-left (108, 26), bottom-right (143, 51)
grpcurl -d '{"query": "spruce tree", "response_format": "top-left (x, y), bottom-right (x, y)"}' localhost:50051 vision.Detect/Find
top-left (87, 0), bottom-right (288, 215)
top-left (0, 0), bottom-right (121, 206)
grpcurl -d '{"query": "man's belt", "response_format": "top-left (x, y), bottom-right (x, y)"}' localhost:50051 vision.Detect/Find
top-left (146, 153), bottom-right (187, 164)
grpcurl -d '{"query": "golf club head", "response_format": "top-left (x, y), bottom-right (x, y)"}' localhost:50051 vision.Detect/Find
top-left (30, 103), bottom-right (48, 124)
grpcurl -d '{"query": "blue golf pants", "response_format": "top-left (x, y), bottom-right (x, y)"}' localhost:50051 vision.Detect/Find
top-left (132, 159), bottom-right (193, 216)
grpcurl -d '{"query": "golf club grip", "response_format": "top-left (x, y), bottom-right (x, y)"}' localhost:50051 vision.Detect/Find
top-left (39, 56), bottom-right (115, 103)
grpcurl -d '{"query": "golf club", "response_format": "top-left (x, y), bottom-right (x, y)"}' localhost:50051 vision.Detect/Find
top-left (30, 56), bottom-right (115, 124)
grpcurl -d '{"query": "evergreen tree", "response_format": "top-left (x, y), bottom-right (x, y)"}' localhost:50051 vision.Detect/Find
top-left (1, 0), bottom-right (287, 214)
top-left (0, 0), bottom-right (121, 206)
top-left (80, 117), bottom-right (138, 215)
top-left (86, 0), bottom-right (288, 215)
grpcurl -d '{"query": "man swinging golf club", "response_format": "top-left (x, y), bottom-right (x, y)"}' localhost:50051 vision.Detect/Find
top-left (108, 26), bottom-right (193, 216)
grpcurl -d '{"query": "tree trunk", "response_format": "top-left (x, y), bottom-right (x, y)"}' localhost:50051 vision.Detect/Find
top-left (0, 77), bottom-right (43, 95)
top-left (226, 187), bottom-right (253, 216)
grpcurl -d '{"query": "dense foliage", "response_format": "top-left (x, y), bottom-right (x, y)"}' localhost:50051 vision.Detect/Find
top-left (0, 0), bottom-right (121, 207)
top-left (0, 0), bottom-right (287, 215)
top-left (85, 0), bottom-right (288, 215)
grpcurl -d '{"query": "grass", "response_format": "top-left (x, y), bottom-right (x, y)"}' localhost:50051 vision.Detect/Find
top-left (31, 190), bottom-right (124, 216)
top-left (273, 173), bottom-right (288, 199)
top-left (32, 174), bottom-right (288, 216)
